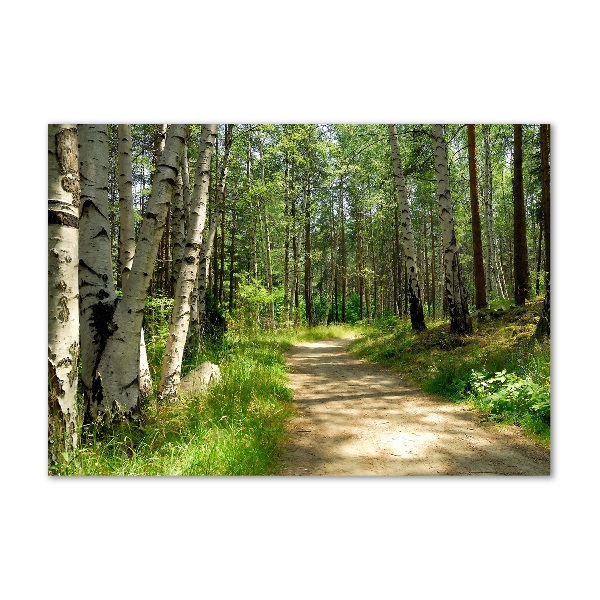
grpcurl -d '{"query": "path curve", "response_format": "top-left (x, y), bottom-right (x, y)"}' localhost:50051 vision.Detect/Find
top-left (281, 338), bottom-right (550, 476)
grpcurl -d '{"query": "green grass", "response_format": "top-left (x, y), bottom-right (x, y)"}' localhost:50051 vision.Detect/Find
top-left (349, 300), bottom-right (550, 446)
top-left (51, 322), bottom-right (360, 476)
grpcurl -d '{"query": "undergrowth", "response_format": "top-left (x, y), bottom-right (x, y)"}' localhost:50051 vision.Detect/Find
top-left (52, 315), bottom-right (360, 475)
top-left (350, 300), bottom-right (550, 446)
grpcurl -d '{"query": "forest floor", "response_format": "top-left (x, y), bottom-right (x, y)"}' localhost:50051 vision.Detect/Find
top-left (281, 338), bottom-right (550, 476)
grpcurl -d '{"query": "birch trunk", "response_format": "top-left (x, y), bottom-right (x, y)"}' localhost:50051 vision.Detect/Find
top-left (158, 125), bottom-right (217, 402)
top-left (78, 125), bottom-right (118, 419)
top-left (191, 125), bottom-right (234, 342)
top-left (118, 124), bottom-right (153, 398)
top-left (48, 124), bottom-right (80, 464)
top-left (95, 124), bottom-right (187, 417)
top-left (482, 125), bottom-right (508, 300)
top-left (171, 151), bottom-right (186, 290)
top-left (118, 125), bottom-right (136, 282)
top-left (388, 125), bottom-right (426, 330)
top-left (182, 143), bottom-right (191, 233)
top-left (432, 124), bottom-right (472, 334)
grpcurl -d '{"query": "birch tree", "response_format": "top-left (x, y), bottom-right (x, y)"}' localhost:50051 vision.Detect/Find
top-left (95, 124), bottom-right (187, 418)
top-left (48, 124), bottom-right (80, 464)
top-left (388, 124), bottom-right (426, 330)
top-left (78, 125), bottom-right (118, 420)
top-left (158, 125), bottom-right (217, 402)
top-left (432, 124), bottom-right (472, 334)
top-left (118, 124), bottom-right (153, 398)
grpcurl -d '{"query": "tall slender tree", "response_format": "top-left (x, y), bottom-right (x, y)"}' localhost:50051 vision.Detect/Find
top-left (388, 124), bottom-right (426, 330)
top-left (78, 125), bottom-right (118, 420)
top-left (432, 124), bottom-right (472, 334)
top-left (536, 124), bottom-right (551, 337)
top-left (467, 124), bottom-right (487, 309)
top-left (118, 124), bottom-right (153, 399)
top-left (159, 125), bottom-right (217, 402)
top-left (95, 125), bottom-right (187, 417)
top-left (513, 124), bottom-right (530, 306)
top-left (48, 124), bottom-right (80, 465)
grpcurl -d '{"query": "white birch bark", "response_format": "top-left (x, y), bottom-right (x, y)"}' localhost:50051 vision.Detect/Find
top-left (48, 124), bottom-right (80, 464)
top-left (388, 124), bottom-right (426, 330)
top-left (182, 144), bottom-right (191, 234)
top-left (158, 125), bottom-right (217, 402)
top-left (118, 124), bottom-right (153, 398)
top-left (96, 124), bottom-right (187, 417)
top-left (432, 124), bottom-right (472, 334)
top-left (170, 152), bottom-right (186, 289)
top-left (118, 125), bottom-right (136, 283)
top-left (78, 125), bottom-right (118, 418)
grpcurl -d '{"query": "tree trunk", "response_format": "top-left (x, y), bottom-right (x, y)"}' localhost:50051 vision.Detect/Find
top-left (513, 124), bottom-right (530, 306)
top-left (118, 124), bottom-right (153, 399)
top-left (193, 125), bottom-right (234, 341)
top-left (158, 125), bottom-right (217, 402)
top-left (283, 155), bottom-right (291, 324)
top-left (78, 125), bottom-right (118, 420)
top-left (536, 124), bottom-right (551, 337)
top-left (430, 202), bottom-right (436, 319)
top-left (229, 201), bottom-right (236, 311)
top-left (48, 124), bottom-right (80, 465)
top-left (388, 124), bottom-right (426, 330)
top-left (196, 217), bottom-right (218, 337)
top-left (118, 125), bottom-right (136, 283)
top-left (467, 124), bottom-right (487, 309)
top-left (182, 142), bottom-right (191, 233)
top-left (340, 185), bottom-right (347, 323)
top-left (304, 177), bottom-right (315, 326)
top-left (95, 124), bottom-right (187, 418)
top-left (171, 147), bottom-right (186, 292)
top-left (432, 124), bottom-right (472, 334)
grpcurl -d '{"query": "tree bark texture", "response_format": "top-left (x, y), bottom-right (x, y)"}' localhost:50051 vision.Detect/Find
top-left (78, 125), bottom-right (118, 420)
top-left (304, 178), bottom-right (315, 326)
top-left (432, 124), bottom-right (472, 334)
top-left (118, 125), bottom-right (136, 284)
top-left (513, 124), bottom-right (530, 306)
top-left (95, 124), bottom-right (187, 417)
top-left (536, 124), bottom-right (551, 337)
top-left (171, 148), bottom-right (186, 291)
top-left (48, 124), bottom-right (80, 465)
top-left (467, 124), bottom-right (487, 309)
top-left (388, 125), bottom-right (426, 330)
top-left (118, 124), bottom-right (153, 399)
top-left (159, 125), bottom-right (217, 402)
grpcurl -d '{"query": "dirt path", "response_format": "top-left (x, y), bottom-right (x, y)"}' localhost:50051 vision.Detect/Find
top-left (281, 338), bottom-right (550, 476)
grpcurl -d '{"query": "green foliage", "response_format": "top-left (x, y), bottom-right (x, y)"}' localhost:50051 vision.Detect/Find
top-left (51, 332), bottom-right (294, 476)
top-left (143, 295), bottom-right (174, 389)
top-left (466, 370), bottom-right (550, 430)
top-left (228, 276), bottom-right (275, 335)
top-left (350, 301), bottom-right (550, 445)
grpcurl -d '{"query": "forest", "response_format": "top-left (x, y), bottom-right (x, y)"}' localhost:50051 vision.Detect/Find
top-left (48, 123), bottom-right (550, 475)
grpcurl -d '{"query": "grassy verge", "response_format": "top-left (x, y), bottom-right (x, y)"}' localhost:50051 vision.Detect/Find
top-left (349, 300), bottom-right (550, 447)
top-left (52, 322), bottom-right (360, 476)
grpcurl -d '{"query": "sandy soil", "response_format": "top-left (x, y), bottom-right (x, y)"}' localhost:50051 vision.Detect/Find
top-left (281, 338), bottom-right (550, 476)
